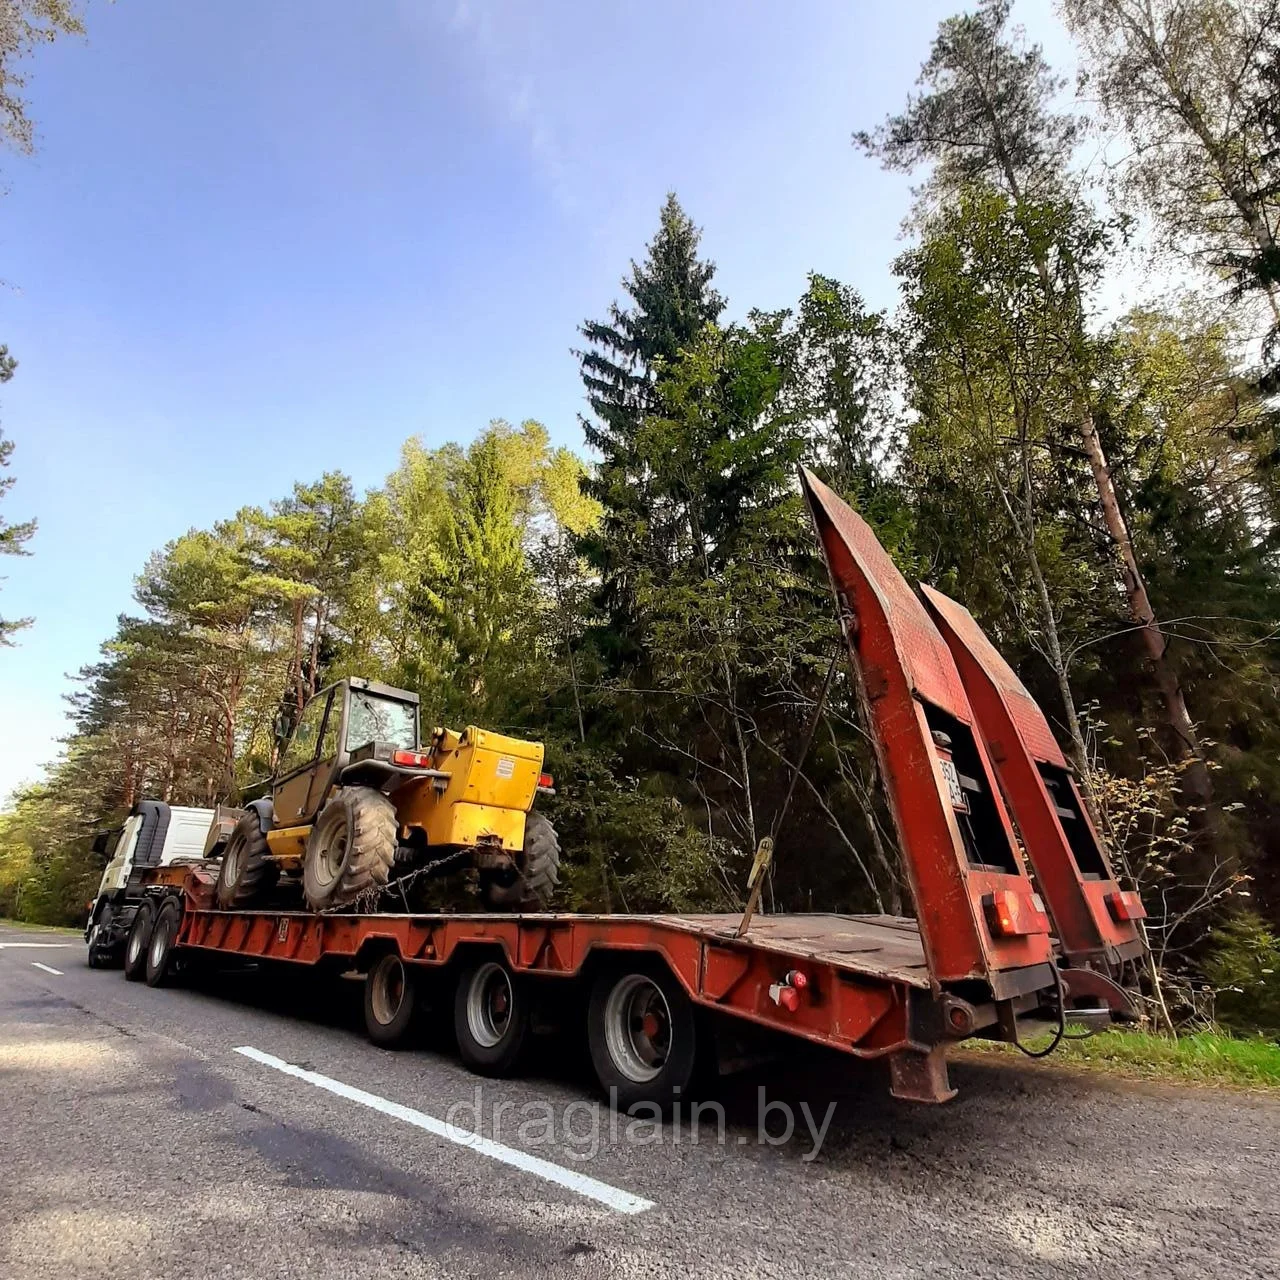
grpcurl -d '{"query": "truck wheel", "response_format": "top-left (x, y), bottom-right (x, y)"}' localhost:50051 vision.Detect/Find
top-left (86, 904), bottom-right (118, 969)
top-left (216, 811), bottom-right (278, 909)
top-left (479, 813), bottom-right (561, 911)
top-left (454, 958), bottom-right (530, 1076)
top-left (145, 899), bottom-right (182, 988)
top-left (123, 901), bottom-right (155, 982)
top-left (364, 953), bottom-right (421, 1048)
top-left (588, 962), bottom-right (702, 1112)
top-left (303, 787), bottom-right (396, 911)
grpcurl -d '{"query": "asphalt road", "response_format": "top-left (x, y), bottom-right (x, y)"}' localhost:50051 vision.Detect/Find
top-left (2, 921), bottom-right (1277, 1280)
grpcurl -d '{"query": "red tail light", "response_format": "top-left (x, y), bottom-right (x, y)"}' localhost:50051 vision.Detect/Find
top-left (1105, 890), bottom-right (1147, 922)
top-left (537, 772), bottom-right (554, 789)
top-left (393, 749), bottom-right (432, 768)
top-left (984, 889), bottom-right (1051, 937)
top-left (785, 969), bottom-right (809, 990)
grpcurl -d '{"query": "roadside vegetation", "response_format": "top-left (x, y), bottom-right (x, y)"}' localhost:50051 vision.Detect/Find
top-left (966, 1027), bottom-right (1280, 1091)
top-left (2, 1), bottom-right (1280, 1040)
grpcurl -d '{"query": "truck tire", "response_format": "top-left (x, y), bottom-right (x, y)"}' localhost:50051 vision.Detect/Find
top-left (363, 952), bottom-right (421, 1048)
top-left (453, 958), bottom-right (530, 1076)
top-left (303, 787), bottom-right (396, 911)
top-left (145, 898), bottom-right (182, 988)
top-left (216, 810), bottom-right (278, 909)
top-left (479, 813), bottom-right (560, 911)
top-left (123, 901), bottom-right (155, 982)
top-left (587, 961), bottom-right (702, 1112)
top-left (86, 904), bottom-right (118, 969)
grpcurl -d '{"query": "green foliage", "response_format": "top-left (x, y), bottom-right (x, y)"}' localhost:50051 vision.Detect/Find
top-left (969, 1027), bottom-right (1280, 1089)
top-left (0, 346), bottom-right (34, 644)
top-left (1205, 913), bottom-right (1280, 1038)
top-left (0, 0), bottom-right (84, 156)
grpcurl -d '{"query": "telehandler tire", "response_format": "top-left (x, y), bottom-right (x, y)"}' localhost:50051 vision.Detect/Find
top-left (216, 810), bottom-right (278, 909)
top-left (123, 900), bottom-right (155, 981)
top-left (480, 812), bottom-right (561, 911)
top-left (302, 787), bottom-right (397, 911)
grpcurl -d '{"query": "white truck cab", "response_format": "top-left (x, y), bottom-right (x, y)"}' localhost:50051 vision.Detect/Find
top-left (85, 801), bottom-right (216, 967)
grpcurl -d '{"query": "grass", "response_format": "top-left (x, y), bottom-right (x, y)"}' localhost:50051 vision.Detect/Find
top-left (0, 917), bottom-right (82, 936)
top-left (962, 1026), bottom-right (1280, 1091)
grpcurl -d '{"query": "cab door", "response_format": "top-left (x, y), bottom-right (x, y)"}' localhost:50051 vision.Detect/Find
top-left (271, 690), bottom-right (334, 827)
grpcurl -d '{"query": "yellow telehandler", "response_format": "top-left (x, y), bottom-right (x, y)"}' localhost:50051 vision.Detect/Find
top-left (214, 678), bottom-right (559, 912)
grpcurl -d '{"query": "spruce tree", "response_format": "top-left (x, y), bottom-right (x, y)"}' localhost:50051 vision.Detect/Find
top-left (576, 193), bottom-right (725, 663)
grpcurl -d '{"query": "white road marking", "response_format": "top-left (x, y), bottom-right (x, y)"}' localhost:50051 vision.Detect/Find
top-left (0, 942), bottom-right (75, 948)
top-left (234, 1045), bottom-right (654, 1216)
top-left (31, 962), bottom-right (64, 976)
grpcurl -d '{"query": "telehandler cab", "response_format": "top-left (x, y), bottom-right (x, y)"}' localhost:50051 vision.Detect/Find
top-left (214, 677), bottom-right (559, 913)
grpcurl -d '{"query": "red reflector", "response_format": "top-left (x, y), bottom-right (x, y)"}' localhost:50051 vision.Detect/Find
top-left (984, 889), bottom-right (1050, 937)
top-left (778, 986), bottom-right (800, 1013)
top-left (786, 969), bottom-right (809, 990)
top-left (1106, 890), bottom-right (1146, 922)
top-left (393, 749), bottom-right (431, 768)
top-left (538, 772), bottom-right (554, 789)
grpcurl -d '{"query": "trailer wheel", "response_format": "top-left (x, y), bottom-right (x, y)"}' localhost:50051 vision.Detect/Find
top-left (364, 953), bottom-right (420, 1048)
top-left (216, 811), bottom-right (278, 909)
top-left (123, 901), bottom-right (155, 982)
top-left (303, 787), bottom-right (397, 911)
top-left (588, 962), bottom-right (702, 1111)
top-left (454, 958), bottom-right (530, 1075)
top-left (145, 898), bottom-right (182, 988)
top-left (86, 904), bottom-right (118, 969)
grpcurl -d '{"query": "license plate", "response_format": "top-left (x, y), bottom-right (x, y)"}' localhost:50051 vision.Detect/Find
top-left (940, 758), bottom-right (968, 811)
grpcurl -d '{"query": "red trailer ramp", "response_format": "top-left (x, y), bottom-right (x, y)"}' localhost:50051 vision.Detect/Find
top-left (919, 584), bottom-right (1145, 973)
top-left (800, 468), bottom-right (1056, 1002)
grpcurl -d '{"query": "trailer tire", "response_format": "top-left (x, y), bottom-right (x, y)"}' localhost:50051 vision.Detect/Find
top-left (479, 813), bottom-right (561, 911)
top-left (454, 958), bottom-right (530, 1076)
top-left (123, 901), bottom-right (155, 982)
top-left (363, 952), bottom-right (420, 1048)
top-left (303, 787), bottom-right (397, 911)
top-left (216, 810), bottom-right (278, 909)
top-left (145, 898), bottom-right (182, 988)
top-left (86, 904), bottom-right (118, 969)
top-left (588, 961), bottom-right (702, 1112)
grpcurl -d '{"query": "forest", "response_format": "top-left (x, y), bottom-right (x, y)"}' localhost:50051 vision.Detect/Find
top-left (2, 1), bottom-right (1279, 1034)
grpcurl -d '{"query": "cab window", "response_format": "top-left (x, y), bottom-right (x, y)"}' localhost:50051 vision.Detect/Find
top-left (280, 692), bottom-right (331, 775)
top-left (346, 691), bottom-right (417, 751)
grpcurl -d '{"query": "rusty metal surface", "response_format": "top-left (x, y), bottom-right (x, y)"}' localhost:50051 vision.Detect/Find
top-left (800, 467), bottom-right (1055, 986)
top-left (919, 584), bottom-right (1065, 767)
top-left (920, 584), bottom-right (1142, 965)
top-left (662, 912), bottom-right (932, 988)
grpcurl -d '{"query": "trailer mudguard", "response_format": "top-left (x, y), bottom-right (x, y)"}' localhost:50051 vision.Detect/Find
top-left (919, 584), bottom-right (1145, 969)
top-left (801, 467), bottom-right (1054, 994)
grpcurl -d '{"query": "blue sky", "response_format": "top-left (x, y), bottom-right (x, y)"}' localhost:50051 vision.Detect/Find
top-left (0, 0), bottom-right (1074, 800)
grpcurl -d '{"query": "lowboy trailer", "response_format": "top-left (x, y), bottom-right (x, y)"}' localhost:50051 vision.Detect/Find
top-left (114, 470), bottom-right (1146, 1108)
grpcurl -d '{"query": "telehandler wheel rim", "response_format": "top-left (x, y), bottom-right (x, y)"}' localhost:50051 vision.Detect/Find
top-left (370, 955), bottom-right (407, 1027)
top-left (312, 828), bottom-right (349, 893)
top-left (603, 974), bottom-right (672, 1084)
top-left (466, 962), bottom-right (514, 1049)
top-left (222, 836), bottom-right (243, 888)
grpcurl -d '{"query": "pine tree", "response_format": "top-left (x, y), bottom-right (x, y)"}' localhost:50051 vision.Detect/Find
top-left (576, 193), bottom-right (725, 662)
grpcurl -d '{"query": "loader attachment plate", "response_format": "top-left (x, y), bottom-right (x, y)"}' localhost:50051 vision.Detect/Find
top-left (800, 468), bottom-right (1054, 990)
top-left (920, 584), bottom-right (1144, 967)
